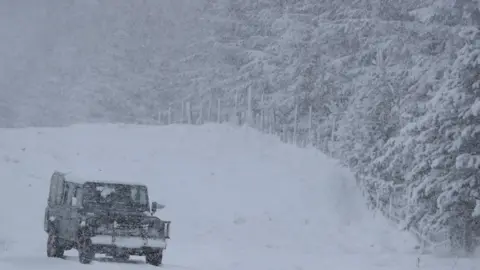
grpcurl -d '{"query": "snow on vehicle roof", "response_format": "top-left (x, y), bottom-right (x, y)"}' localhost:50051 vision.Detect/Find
top-left (85, 180), bottom-right (147, 187)
top-left (58, 171), bottom-right (146, 186)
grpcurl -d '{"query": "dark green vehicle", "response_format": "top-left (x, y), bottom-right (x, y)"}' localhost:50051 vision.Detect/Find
top-left (44, 171), bottom-right (171, 265)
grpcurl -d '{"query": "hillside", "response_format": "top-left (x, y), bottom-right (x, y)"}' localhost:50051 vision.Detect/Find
top-left (0, 123), bottom-right (475, 269)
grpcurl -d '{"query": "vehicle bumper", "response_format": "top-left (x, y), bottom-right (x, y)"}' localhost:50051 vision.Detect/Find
top-left (90, 235), bottom-right (166, 255)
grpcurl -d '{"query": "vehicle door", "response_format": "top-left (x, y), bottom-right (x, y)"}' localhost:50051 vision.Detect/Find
top-left (57, 183), bottom-right (72, 239)
top-left (66, 185), bottom-right (82, 240)
top-left (46, 172), bottom-right (66, 235)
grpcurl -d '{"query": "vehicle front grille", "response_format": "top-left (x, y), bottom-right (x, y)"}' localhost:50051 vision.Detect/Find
top-left (94, 220), bottom-right (145, 237)
top-left (92, 214), bottom-right (162, 238)
top-left (113, 216), bottom-right (145, 237)
top-left (115, 227), bottom-right (144, 237)
top-left (114, 215), bottom-right (143, 228)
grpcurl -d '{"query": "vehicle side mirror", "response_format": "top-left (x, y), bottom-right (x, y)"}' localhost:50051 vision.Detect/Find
top-left (151, 201), bottom-right (165, 214)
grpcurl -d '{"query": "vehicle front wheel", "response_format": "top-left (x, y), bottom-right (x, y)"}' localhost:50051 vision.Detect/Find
top-left (146, 250), bottom-right (163, 266)
top-left (78, 238), bottom-right (94, 264)
top-left (47, 231), bottom-right (64, 258)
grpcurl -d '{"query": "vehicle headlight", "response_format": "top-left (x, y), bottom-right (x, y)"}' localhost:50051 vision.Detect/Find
top-left (142, 218), bottom-right (163, 237)
top-left (95, 223), bottom-right (111, 234)
top-left (80, 217), bottom-right (93, 227)
top-left (78, 217), bottom-right (99, 236)
top-left (152, 219), bottom-right (162, 229)
top-left (80, 217), bottom-right (102, 230)
top-left (141, 218), bottom-right (160, 229)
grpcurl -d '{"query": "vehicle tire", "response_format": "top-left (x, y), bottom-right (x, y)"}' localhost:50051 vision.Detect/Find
top-left (47, 231), bottom-right (64, 258)
top-left (146, 250), bottom-right (163, 266)
top-left (78, 238), bottom-right (94, 264)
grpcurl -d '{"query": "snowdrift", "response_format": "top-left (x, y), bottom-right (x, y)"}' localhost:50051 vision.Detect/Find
top-left (0, 123), bottom-right (471, 270)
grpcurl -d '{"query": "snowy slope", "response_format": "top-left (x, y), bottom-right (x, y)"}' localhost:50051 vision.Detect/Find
top-left (0, 123), bottom-right (476, 270)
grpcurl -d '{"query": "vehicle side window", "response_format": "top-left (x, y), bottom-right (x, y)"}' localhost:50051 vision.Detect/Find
top-left (71, 187), bottom-right (78, 206)
top-left (63, 186), bottom-right (69, 205)
top-left (63, 184), bottom-right (74, 205)
top-left (52, 173), bottom-right (64, 205)
top-left (76, 188), bottom-right (83, 206)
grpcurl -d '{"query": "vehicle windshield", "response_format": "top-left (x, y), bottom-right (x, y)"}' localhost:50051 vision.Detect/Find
top-left (83, 182), bottom-right (149, 211)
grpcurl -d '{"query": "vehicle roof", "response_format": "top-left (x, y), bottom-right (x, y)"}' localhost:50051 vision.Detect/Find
top-left (83, 180), bottom-right (147, 187)
top-left (57, 171), bottom-right (146, 187)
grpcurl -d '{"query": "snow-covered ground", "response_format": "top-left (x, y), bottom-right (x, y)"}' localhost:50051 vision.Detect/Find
top-left (0, 123), bottom-right (476, 269)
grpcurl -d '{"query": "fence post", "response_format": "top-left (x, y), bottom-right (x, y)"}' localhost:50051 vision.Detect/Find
top-left (266, 109), bottom-right (271, 134)
top-left (217, 98), bottom-right (221, 123)
top-left (208, 99), bottom-right (212, 122)
top-left (308, 106), bottom-right (312, 146)
top-left (256, 113), bottom-right (261, 130)
top-left (198, 101), bottom-right (204, 124)
top-left (181, 100), bottom-right (185, 124)
top-left (234, 90), bottom-right (238, 125)
top-left (167, 107), bottom-right (172, 124)
top-left (264, 109), bottom-right (268, 133)
top-left (186, 101), bottom-right (192, 124)
top-left (247, 87), bottom-right (253, 126)
top-left (293, 103), bottom-right (298, 145)
top-left (260, 94), bottom-right (265, 131)
top-left (388, 197), bottom-right (393, 219)
top-left (271, 108), bottom-right (275, 135)
top-left (330, 115), bottom-right (337, 156)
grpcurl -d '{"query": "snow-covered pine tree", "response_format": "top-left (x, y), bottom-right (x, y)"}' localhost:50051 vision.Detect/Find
top-left (407, 25), bottom-right (480, 254)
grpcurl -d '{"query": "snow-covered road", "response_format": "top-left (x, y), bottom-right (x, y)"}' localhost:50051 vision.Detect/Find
top-left (0, 124), bottom-right (476, 269)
